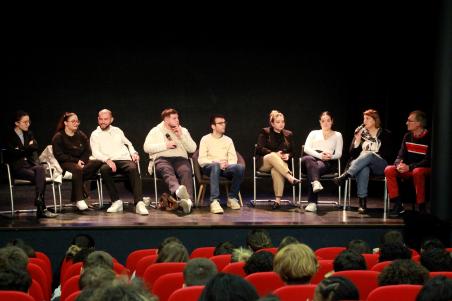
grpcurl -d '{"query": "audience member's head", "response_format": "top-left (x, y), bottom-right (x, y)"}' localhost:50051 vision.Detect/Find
top-left (278, 236), bottom-right (300, 251)
top-left (333, 250), bottom-right (367, 272)
top-left (72, 234), bottom-right (96, 249)
top-left (347, 239), bottom-right (372, 254)
top-left (79, 266), bottom-right (116, 290)
top-left (258, 295), bottom-right (280, 301)
top-left (6, 238), bottom-right (36, 258)
top-left (65, 234), bottom-right (95, 262)
top-left (246, 229), bottom-right (273, 252)
top-left (378, 259), bottom-right (429, 286)
top-left (273, 243), bottom-right (318, 284)
top-left (378, 242), bottom-right (412, 262)
top-left (214, 241), bottom-right (236, 256)
top-left (199, 273), bottom-right (259, 301)
top-left (184, 258), bottom-right (218, 286)
top-left (87, 278), bottom-right (157, 301)
top-left (314, 276), bottom-right (360, 301)
top-left (381, 230), bottom-right (404, 245)
top-left (73, 248), bottom-right (95, 263)
top-left (420, 248), bottom-right (452, 271)
top-left (231, 247), bottom-right (253, 263)
top-left (244, 251), bottom-right (274, 275)
top-left (156, 242), bottom-right (189, 263)
top-left (158, 236), bottom-right (183, 254)
top-left (416, 276), bottom-right (452, 301)
top-left (84, 250), bottom-right (114, 270)
top-left (0, 246), bottom-right (31, 292)
top-left (421, 238), bottom-right (445, 253)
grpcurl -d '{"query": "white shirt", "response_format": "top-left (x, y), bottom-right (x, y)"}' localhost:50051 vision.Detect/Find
top-left (303, 130), bottom-right (343, 160)
top-left (90, 125), bottom-right (137, 162)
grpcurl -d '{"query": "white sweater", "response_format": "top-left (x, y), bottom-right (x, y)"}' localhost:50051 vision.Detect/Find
top-left (198, 134), bottom-right (238, 167)
top-left (303, 130), bottom-right (343, 160)
top-left (90, 125), bottom-right (137, 162)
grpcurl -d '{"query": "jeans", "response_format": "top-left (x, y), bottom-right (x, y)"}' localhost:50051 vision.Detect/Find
top-left (300, 155), bottom-right (333, 203)
top-left (347, 152), bottom-right (387, 198)
top-left (202, 163), bottom-right (245, 202)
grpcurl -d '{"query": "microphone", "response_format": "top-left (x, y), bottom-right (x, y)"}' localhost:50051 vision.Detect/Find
top-left (354, 124), bottom-right (365, 134)
top-left (166, 133), bottom-right (176, 148)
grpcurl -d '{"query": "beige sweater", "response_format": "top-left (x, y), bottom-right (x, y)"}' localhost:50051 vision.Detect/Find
top-left (198, 134), bottom-right (238, 167)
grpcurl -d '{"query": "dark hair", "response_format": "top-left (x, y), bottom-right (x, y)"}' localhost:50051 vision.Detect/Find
top-left (411, 110), bottom-right (427, 128)
top-left (420, 248), bottom-right (452, 272)
top-left (214, 241), bottom-right (236, 256)
top-left (246, 229), bottom-right (273, 252)
top-left (278, 236), bottom-right (300, 251)
top-left (378, 259), bottom-right (429, 286)
top-left (244, 251), bottom-right (274, 275)
top-left (381, 230), bottom-right (404, 245)
top-left (161, 108), bottom-right (178, 120)
top-left (79, 266), bottom-right (116, 290)
top-left (84, 250), bottom-right (114, 270)
top-left (7, 238), bottom-right (36, 258)
top-left (315, 276), bottom-right (360, 301)
top-left (347, 239), bottom-right (372, 254)
top-left (71, 234), bottom-right (96, 249)
top-left (89, 278), bottom-right (158, 301)
top-left (184, 258), bottom-right (218, 286)
top-left (363, 109), bottom-right (381, 128)
top-left (14, 110), bottom-right (29, 123)
top-left (416, 276), bottom-right (452, 301)
top-left (0, 246), bottom-right (31, 292)
top-left (156, 242), bottom-right (189, 263)
top-left (333, 250), bottom-right (367, 271)
top-left (56, 112), bottom-right (77, 133)
top-left (319, 111), bottom-right (333, 121)
top-left (209, 114), bottom-right (226, 126)
top-left (257, 295), bottom-right (280, 301)
top-left (421, 238), bottom-right (445, 252)
top-left (379, 242), bottom-right (412, 262)
top-left (73, 248), bottom-right (95, 264)
top-left (198, 273), bottom-right (259, 301)
top-left (158, 236), bottom-right (182, 254)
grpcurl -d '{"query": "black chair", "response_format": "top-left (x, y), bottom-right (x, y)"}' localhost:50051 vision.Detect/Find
top-left (192, 149), bottom-right (244, 207)
top-left (298, 145), bottom-right (342, 207)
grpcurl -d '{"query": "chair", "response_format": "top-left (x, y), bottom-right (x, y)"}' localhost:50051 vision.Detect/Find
top-left (311, 260), bottom-right (334, 284)
top-left (126, 248), bottom-right (158, 272)
top-left (0, 148), bottom-right (58, 216)
top-left (362, 253), bottom-right (380, 269)
top-left (256, 247), bottom-right (278, 255)
top-left (61, 262), bottom-right (83, 286)
top-left (35, 251), bottom-right (52, 272)
top-left (29, 258), bottom-right (52, 294)
top-left (143, 262), bottom-right (186, 290)
top-left (430, 271), bottom-right (452, 279)
top-left (367, 284), bottom-right (422, 301)
top-left (113, 262), bottom-right (130, 277)
top-left (344, 175), bottom-right (389, 216)
top-left (192, 150), bottom-right (244, 207)
top-left (245, 272), bottom-right (285, 297)
top-left (370, 260), bottom-right (392, 272)
top-left (298, 145), bottom-right (342, 206)
top-left (135, 254), bottom-right (158, 278)
top-left (152, 272), bottom-right (185, 301)
top-left (252, 145), bottom-right (296, 206)
top-left (190, 246), bottom-right (216, 259)
top-left (65, 291), bottom-right (81, 301)
top-left (60, 275), bottom-right (80, 301)
top-left (0, 291), bottom-right (35, 301)
top-left (273, 284), bottom-right (317, 301)
top-left (29, 279), bottom-right (45, 301)
top-left (332, 270), bottom-right (380, 300)
top-left (168, 286), bottom-right (205, 301)
top-left (209, 254), bottom-right (232, 272)
top-left (27, 262), bottom-right (50, 301)
top-left (222, 261), bottom-right (247, 277)
top-left (314, 247), bottom-right (346, 260)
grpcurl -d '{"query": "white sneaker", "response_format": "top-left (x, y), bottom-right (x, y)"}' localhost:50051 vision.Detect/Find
top-left (312, 181), bottom-right (324, 193)
top-left (175, 185), bottom-right (190, 200)
top-left (76, 200), bottom-right (88, 211)
top-left (135, 201), bottom-right (149, 215)
top-left (305, 202), bottom-right (317, 212)
top-left (107, 200), bottom-right (123, 213)
top-left (210, 200), bottom-right (224, 214)
top-left (180, 199), bottom-right (193, 214)
top-left (142, 197), bottom-right (151, 207)
top-left (227, 198), bottom-right (241, 210)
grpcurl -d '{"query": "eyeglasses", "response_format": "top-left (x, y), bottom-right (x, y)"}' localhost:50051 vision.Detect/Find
top-left (215, 121), bottom-right (227, 125)
top-left (67, 120), bottom-right (80, 124)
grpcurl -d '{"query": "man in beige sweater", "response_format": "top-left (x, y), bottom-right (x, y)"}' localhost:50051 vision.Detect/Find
top-left (198, 114), bottom-right (245, 214)
top-left (144, 108), bottom-right (197, 214)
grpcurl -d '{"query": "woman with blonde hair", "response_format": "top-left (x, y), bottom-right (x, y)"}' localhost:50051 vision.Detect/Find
top-left (273, 243), bottom-right (319, 284)
top-left (255, 110), bottom-right (300, 209)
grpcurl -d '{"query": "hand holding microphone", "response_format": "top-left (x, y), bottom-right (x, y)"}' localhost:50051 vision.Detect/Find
top-left (165, 133), bottom-right (177, 149)
top-left (354, 123), bottom-right (365, 141)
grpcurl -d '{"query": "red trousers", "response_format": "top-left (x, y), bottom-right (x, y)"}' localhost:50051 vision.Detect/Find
top-left (384, 165), bottom-right (431, 204)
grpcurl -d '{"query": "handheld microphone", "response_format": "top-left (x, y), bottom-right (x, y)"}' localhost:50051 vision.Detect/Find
top-left (354, 124), bottom-right (365, 134)
top-left (166, 133), bottom-right (176, 148)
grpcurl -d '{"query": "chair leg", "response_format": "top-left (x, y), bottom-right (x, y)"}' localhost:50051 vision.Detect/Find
top-left (197, 185), bottom-right (205, 207)
top-left (238, 192), bottom-right (243, 207)
top-left (51, 182), bottom-right (57, 213)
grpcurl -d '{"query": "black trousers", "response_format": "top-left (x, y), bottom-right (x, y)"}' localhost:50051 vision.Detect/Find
top-left (12, 162), bottom-right (46, 203)
top-left (99, 160), bottom-right (143, 204)
top-left (61, 160), bottom-right (103, 202)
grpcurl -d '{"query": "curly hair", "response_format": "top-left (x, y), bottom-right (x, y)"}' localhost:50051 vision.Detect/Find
top-left (244, 251), bottom-right (274, 275)
top-left (420, 248), bottom-right (452, 272)
top-left (378, 259), bottom-right (429, 286)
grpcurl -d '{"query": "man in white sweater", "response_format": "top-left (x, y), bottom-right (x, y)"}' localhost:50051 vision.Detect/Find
top-left (198, 114), bottom-right (244, 214)
top-left (90, 109), bottom-right (148, 215)
top-left (143, 108), bottom-right (197, 214)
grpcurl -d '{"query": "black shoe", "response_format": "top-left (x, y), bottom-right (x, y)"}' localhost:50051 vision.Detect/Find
top-left (388, 205), bottom-right (405, 217)
top-left (272, 202), bottom-right (281, 210)
top-left (334, 172), bottom-right (350, 186)
top-left (358, 197), bottom-right (367, 214)
top-left (37, 208), bottom-right (58, 218)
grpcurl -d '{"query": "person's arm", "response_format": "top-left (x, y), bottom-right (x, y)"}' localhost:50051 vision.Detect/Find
top-left (24, 131), bottom-right (39, 154)
top-left (79, 131), bottom-right (91, 163)
top-left (303, 131), bottom-right (322, 159)
top-left (179, 127), bottom-right (197, 154)
top-left (408, 134), bottom-right (431, 170)
top-left (256, 129), bottom-right (273, 156)
top-left (143, 128), bottom-right (167, 155)
top-left (331, 132), bottom-right (343, 160)
top-left (227, 139), bottom-right (238, 165)
top-left (197, 136), bottom-right (210, 167)
top-left (52, 133), bottom-right (78, 163)
top-left (90, 132), bottom-right (109, 162)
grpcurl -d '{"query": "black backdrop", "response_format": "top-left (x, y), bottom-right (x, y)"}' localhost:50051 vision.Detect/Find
top-left (2, 4), bottom-right (437, 177)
